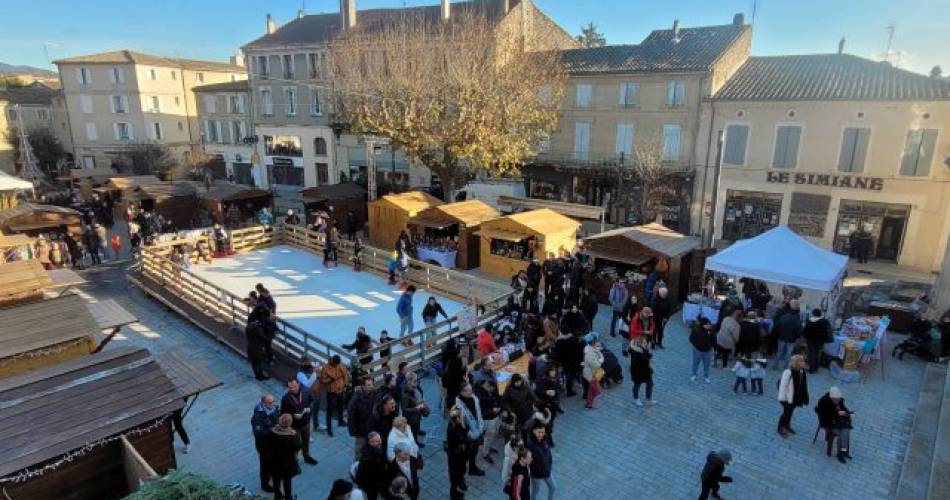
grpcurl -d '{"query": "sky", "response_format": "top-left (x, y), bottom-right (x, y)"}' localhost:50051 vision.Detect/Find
top-left (0, 0), bottom-right (947, 75)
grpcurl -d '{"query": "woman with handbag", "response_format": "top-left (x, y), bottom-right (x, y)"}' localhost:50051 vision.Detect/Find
top-left (619, 295), bottom-right (641, 356)
top-left (582, 340), bottom-right (605, 409)
top-left (267, 413), bottom-right (302, 500)
top-left (777, 355), bottom-right (810, 437)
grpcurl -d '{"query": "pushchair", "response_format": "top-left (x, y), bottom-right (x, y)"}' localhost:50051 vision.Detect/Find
top-left (892, 317), bottom-right (939, 362)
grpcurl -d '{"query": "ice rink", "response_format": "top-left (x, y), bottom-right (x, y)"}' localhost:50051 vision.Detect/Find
top-left (188, 245), bottom-right (464, 348)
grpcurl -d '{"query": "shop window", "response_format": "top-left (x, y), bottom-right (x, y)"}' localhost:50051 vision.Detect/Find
top-left (490, 237), bottom-right (535, 261)
top-left (723, 124), bottom-right (750, 166)
top-left (269, 164), bottom-right (304, 186)
top-left (264, 135), bottom-right (303, 156)
top-left (721, 190), bottom-right (782, 241)
top-left (834, 200), bottom-right (910, 261)
top-left (772, 125), bottom-right (801, 168)
top-left (314, 137), bottom-right (328, 156)
top-left (838, 127), bottom-right (870, 173)
top-left (787, 193), bottom-right (830, 238)
top-left (316, 163), bottom-right (329, 185)
top-left (899, 128), bottom-right (937, 177)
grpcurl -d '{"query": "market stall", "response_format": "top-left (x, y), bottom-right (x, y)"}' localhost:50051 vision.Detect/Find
top-left (408, 199), bottom-right (501, 269)
top-left (201, 183), bottom-right (272, 227)
top-left (128, 182), bottom-right (200, 229)
top-left (0, 232), bottom-right (35, 263)
top-left (478, 208), bottom-right (579, 279)
top-left (582, 222), bottom-right (701, 304)
top-left (367, 190), bottom-right (442, 249)
top-left (301, 183), bottom-right (367, 232)
top-left (64, 168), bottom-right (123, 200)
top-left (0, 202), bottom-right (82, 236)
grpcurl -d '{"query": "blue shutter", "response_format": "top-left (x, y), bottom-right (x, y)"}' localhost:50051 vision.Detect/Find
top-left (724, 125), bottom-right (749, 165)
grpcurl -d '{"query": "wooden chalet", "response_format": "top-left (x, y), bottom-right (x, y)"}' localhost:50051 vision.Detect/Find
top-left (479, 208), bottom-right (580, 279)
top-left (0, 259), bottom-right (53, 306)
top-left (0, 232), bottom-right (35, 263)
top-left (408, 200), bottom-right (501, 269)
top-left (127, 182), bottom-right (199, 228)
top-left (0, 203), bottom-right (82, 236)
top-left (0, 346), bottom-right (220, 500)
top-left (201, 184), bottom-right (272, 226)
top-left (582, 222), bottom-right (702, 303)
top-left (367, 190), bottom-right (442, 249)
top-left (301, 183), bottom-right (367, 231)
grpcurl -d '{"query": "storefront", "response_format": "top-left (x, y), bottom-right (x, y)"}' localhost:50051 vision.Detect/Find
top-left (833, 200), bottom-right (910, 261)
top-left (721, 189), bottom-right (783, 241)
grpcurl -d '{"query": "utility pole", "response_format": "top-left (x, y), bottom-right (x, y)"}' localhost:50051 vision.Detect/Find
top-left (362, 135), bottom-right (389, 201)
top-left (616, 151), bottom-right (625, 224)
top-left (704, 130), bottom-right (724, 248)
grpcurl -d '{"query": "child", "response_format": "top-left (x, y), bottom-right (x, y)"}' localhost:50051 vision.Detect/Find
top-left (750, 356), bottom-right (767, 395)
top-left (501, 434), bottom-right (524, 486)
top-left (731, 357), bottom-right (752, 394)
top-left (387, 250), bottom-right (398, 284)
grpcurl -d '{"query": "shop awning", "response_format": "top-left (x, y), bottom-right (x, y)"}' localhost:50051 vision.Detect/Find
top-left (583, 247), bottom-right (652, 266)
top-left (476, 228), bottom-right (526, 242)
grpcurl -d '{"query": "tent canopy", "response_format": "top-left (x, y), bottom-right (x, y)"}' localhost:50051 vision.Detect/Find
top-left (705, 225), bottom-right (848, 292)
top-left (0, 171), bottom-right (34, 192)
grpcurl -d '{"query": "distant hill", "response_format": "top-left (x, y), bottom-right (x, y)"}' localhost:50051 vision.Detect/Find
top-left (0, 62), bottom-right (57, 77)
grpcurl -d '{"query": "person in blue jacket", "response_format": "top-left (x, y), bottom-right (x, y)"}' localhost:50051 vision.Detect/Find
top-left (398, 285), bottom-right (417, 339)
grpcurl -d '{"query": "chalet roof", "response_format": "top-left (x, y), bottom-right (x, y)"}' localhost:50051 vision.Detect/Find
top-left (0, 347), bottom-right (184, 478)
top-left (0, 232), bottom-right (34, 248)
top-left (372, 190), bottom-right (443, 214)
top-left (412, 199), bottom-right (500, 228)
top-left (0, 294), bottom-right (99, 359)
top-left (155, 348), bottom-right (222, 399)
top-left (131, 182), bottom-right (198, 200)
top-left (104, 175), bottom-right (163, 191)
top-left (301, 182), bottom-right (367, 202)
top-left (0, 259), bottom-right (53, 301)
top-left (584, 222), bottom-right (700, 259)
top-left (714, 54), bottom-right (950, 101)
top-left (0, 203), bottom-right (82, 232)
top-left (495, 208), bottom-right (580, 235)
top-left (202, 184), bottom-right (271, 203)
top-left (192, 80), bottom-right (250, 93)
top-left (560, 23), bottom-right (746, 75)
top-left (244, 1), bottom-right (508, 50)
top-left (53, 50), bottom-right (244, 72)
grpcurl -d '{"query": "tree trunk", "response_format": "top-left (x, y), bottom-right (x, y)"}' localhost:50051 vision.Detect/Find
top-left (431, 164), bottom-right (456, 202)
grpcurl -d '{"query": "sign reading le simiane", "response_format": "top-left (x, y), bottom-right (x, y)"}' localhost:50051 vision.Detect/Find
top-left (765, 171), bottom-right (884, 191)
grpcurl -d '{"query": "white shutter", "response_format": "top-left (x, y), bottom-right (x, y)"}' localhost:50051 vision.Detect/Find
top-left (203, 121), bottom-right (210, 141)
top-left (85, 122), bottom-right (97, 141)
top-left (76, 68), bottom-right (83, 84)
top-left (118, 68), bottom-right (125, 83)
top-left (80, 95), bottom-right (93, 114)
top-left (574, 122), bottom-right (590, 160)
top-left (615, 123), bottom-right (634, 157)
top-left (238, 95), bottom-right (246, 114)
top-left (109, 96), bottom-right (116, 113)
top-left (113, 123), bottom-right (120, 140)
top-left (128, 123), bottom-right (134, 140)
top-left (122, 95), bottom-right (130, 113)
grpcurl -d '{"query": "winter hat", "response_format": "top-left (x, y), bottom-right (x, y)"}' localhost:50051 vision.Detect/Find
top-left (718, 449), bottom-right (733, 464)
top-left (829, 386), bottom-right (842, 399)
top-left (809, 308), bottom-right (823, 322)
top-left (329, 479), bottom-right (354, 497)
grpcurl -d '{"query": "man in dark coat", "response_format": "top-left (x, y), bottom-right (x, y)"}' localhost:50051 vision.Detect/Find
top-left (281, 378), bottom-right (318, 465)
top-left (803, 309), bottom-right (832, 373)
top-left (815, 386), bottom-right (853, 463)
top-left (699, 449), bottom-right (733, 500)
top-left (348, 376), bottom-right (377, 460)
top-left (356, 432), bottom-right (389, 500)
top-left (245, 321), bottom-right (270, 380)
top-left (772, 300), bottom-right (803, 370)
top-left (250, 393), bottom-right (280, 492)
top-left (554, 332), bottom-right (583, 396)
top-left (652, 286), bottom-right (675, 349)
top-left (525, 422), bottom-right (554, 500)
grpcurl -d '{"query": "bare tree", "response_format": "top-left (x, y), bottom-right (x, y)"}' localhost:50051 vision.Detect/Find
top-left (329, 13), bottom-right (565, 199)
top-left (4, 126), bottom-right (66, 179)
top-left (576, 22), bottom-right (606, 48)
top-left (628, 139), bottom-right (677, 225)
top-left (120, 141), bottom-right (176, 177)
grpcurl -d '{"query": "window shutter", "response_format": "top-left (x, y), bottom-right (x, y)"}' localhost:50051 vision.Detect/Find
top-left (783, 126), bottom-right (801, 167)
top-left (118, 68), bottom-right (124, 83)
top-left (851, 128), bottom-right (870, 173)
top-left (85, 123), bottom-right (97, 141)
top-left (122, 95), bottom-right (130, 113)
top-left (113, 123), bottom-right (120, 140)
top-left (574, 122), bottom-right (590, 160)
top-left (915, 129), bottom-right (937, 176)
top-left (76, 68), bottom-right (83, 84)
top-left (773, 127), bottom-right (789, 167)
top-left (128, 123), bottom-right (134, 140)
top-left (838, 128), bottom-right (857, 172)
top-left (203, 120), bottom-right (210, 141)
top-left (724, 125), bottom-right (749, 165)
top-left (109, 96), bottom-right (116, 113)
top-left (81, 95), bottom-right (93, 114)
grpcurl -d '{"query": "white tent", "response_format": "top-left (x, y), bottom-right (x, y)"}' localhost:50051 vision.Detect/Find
top-left (706, 225), bottom-right (848, 292)
top-left (0, 171), bottom-right (34, 192)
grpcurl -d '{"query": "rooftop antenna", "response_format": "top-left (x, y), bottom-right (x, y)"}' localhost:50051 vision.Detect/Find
top-left (751, 0), bottom-right (757, 25)
top-left (884, 22), bottom-right (895, 64)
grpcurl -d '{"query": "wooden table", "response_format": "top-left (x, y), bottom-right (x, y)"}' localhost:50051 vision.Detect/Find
top-left (494, 355), bottom-right (531, 395)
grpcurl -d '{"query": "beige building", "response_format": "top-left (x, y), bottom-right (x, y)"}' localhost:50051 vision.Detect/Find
top-left (524, 14), bottom-right (751, 230)
top-left (241, 0), bottom-right (575, 213)
top-left (0, 82), bottom-right (72, 174)
top-left (53, 50), bottom-right (244, 171)
top-left (193, 80), bottom-right (256, 185)
top-left (693, 52), bottom-right (950, 271)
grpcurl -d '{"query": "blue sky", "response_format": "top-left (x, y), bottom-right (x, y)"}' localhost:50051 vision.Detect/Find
top-left (1, 0), bottom-right (947, 75)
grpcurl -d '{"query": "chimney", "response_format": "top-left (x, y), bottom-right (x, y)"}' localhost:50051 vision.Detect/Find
top-left (442, 0), bottom-right (450, 21)
top-left (733, 13), bottom-right (744, 26)
top-left (266, 13), bottom-right (276, 35)
top-left (672, 19), bottom-right (681, 42)
top-left (838, 37), bottom-right (846, 54)
top-left (297, 10), bottom-right (305, 19)
top-left (340, 0), bottom-right (356, 29)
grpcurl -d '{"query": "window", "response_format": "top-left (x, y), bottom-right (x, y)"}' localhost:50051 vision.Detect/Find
top-left (618, 83), bottom-right (638, 107)
top-left (666, 80), bottom-right (686, 107)
top-left (85, 122), bottom-right (97, 141)
top-left (229, 95), bottom-right (243, 114)
top-left (230, 73), bottom-right (237, 82)
top-left (573, 122), bottom-right (591, 161)
top-left (314, 137), bottom-right (328, 156)
top-left (174, 96), bottom-right (180, 107)
top-left (264, 135), bottom-right (303, 156)
top-left (77, 67), bottom-right (91, 85)
top-left (232, 121), bottom-right (245, 142)
top-left (662, 124), bottom-right (682, 160)
top-left (177, 121), bottom-right (184, 131)
top-left (284, 88), bottom-right (296, 116)
top-left (538, 135), bottom-right (551, 152)
top-left (900, 128), bottom-right (938, 177)
top-left (171, 70), bottom-right (177, 80)
top-left (214, 121), bottom-right (223, 143)
top-left (615, 123), bottom-right (635, 157)
top-left (257, 55), bottom-right (268, 77)
top-left (772, 125), bottom-right (802, 168)
top-left (149, 68), bottom-right (157, 81)
top-left (80, 95), bottom-right (93, 114)
top-left (203, 95), bottom-right (216, 113)
top-left (36, 109), bottom-right (49, 121)
top-left (308, 53), bottom-right (319, 79)
top-left (270, 164), bottom-right (304, 186)
top-left (261, 89), bottom-right (273, 115)
top-left (151, 122), bottom-right (163, 140)
top-left (283, 55), bottom-right (294, 79)
top-left (723, 124), bottom-right (750, 166)
top-left (838, 127), bottom-right (871, 172)
top-left (111, 95), bottom-right (129, 114)
top-left (81, 155), bottom-right (95, 168)
top-left (110, 67), bottom-right (124, 84)
top-left (114, 122), bottom-right (132, 141)
top-left (316, 163), bottom-right (329, 185)
top-left (196, 72), bottom-right (205, 83)
top-left (204, 120), bottom-right (219, 143)
top-left (5, 109), bottom-right (16, 121)
top-left (149, 96), bottom-right (160, 113)
top-left (310, 88), bottom-right (321, 116)
top-left (575, 84), bottom-right (592, 108)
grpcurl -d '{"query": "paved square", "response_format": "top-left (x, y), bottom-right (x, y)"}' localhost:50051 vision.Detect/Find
top-left (79, 263), bottom-right (924, 500)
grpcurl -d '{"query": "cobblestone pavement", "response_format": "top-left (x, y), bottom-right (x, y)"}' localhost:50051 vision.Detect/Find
top-left (76, 262), bottom-right (925, 500)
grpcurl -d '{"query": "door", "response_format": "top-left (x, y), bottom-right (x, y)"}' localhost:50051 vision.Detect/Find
top-left (876, 216), bottom-right (905, 260)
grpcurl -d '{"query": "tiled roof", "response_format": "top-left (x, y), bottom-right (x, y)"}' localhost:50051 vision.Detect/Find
top-left (714, 54), bottom-right (950, 101)
top-left (0, 84), bottom-right (58, 105)
top-left (193, 80), bottom-right (250, 93)
top-left (53, 50), bottom-right (243, 72)
top-left (560, 23), bottom-right (746, 74)
top-left (243, 1), bottom-right (506, 49)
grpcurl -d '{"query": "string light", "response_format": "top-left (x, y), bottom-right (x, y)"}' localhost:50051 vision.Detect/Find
top-left (0, 338), bottom-right (91, 368)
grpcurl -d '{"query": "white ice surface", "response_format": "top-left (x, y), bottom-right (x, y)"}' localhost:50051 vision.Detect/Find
top-left (188, 245), bottom-right (463, 349)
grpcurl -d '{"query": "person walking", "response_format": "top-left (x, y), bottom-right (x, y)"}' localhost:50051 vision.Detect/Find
top-left (525, 422), bottom-right (554, 500)
top-left (777, 354), bottom-right (810, 437)
top-left (582, 340), bottom-right (605, 409)
top-left (803, 309), bottom-right (831, 374)
top-left (319, 355), bottom-right (349, 437)
top-left (455, 383), bottom-right (486, 476)
top-left (397, 285), bottom-right (416, 339)
top-left (94, 223), bottom-right (108, 262)
top-left (246, 316), bottom-right (271, 381)
top-left (619, 294), bottom-right (641, 355)
top-left (348, 377), bottom-right (377, 460)
top-left (295, 357), bottom-right (321, 431)
top-left (268, 413), bottom-right (302, 500)
top-left (715, 309), bottom-right (742, 369)
top-left (446, 407), bottom-right (470, 499)
top-left (608, 277), bottom-right (629, 338)
top-left (772, 300), bottom-right (803, 370)
top-left (690, 318), bottom-right (715, 383)
top-left (508, 447), bottom-right (532, 500)
top-left (476, 378), bottom-right (504, 463)
top-left (698, 449), bottom-right (733, 500)
top-left (422, 296), bottom-right (449, 328)
top-left (815, 386), bottom-right (853, 463)
top-left (110, 232), bottom-right (122, 261)
top-left (629, 336), bottom-right (655, 407)
top-left (251, 393), bottom-right (280, 493)
top-left (630, 307), bottom-right (656, 347)
top-left (281, 378), bottom-right (318, 465)
top-left (502, 374), bottom-right (537, 430)
top-left (356, 431), bottom-right (389, 500)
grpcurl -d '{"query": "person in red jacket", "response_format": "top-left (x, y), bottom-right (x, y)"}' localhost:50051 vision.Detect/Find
top-left (476, 324), bottom-right (498, 356)
top-left (630, 307), bottom-right (656, 347)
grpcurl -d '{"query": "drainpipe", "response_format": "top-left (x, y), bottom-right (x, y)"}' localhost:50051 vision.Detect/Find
top-left (698, 99), bottom-right (716, 245)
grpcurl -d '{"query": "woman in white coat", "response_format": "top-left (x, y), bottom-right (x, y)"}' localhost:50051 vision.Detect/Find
top-left (582, 340), bottom-right (605, 409)
top-left (777, 354), bottom-right (810, 437)
top-left (387, 416), bottom-right (419, 462)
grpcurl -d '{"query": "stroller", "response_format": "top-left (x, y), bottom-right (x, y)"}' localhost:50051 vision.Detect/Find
top-left (600, 346), bottom-right (624, 387)
top-left (892, 317), bottom-right (940, 362)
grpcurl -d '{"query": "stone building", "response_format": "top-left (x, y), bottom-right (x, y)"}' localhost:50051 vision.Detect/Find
top-left (193, 80), bottom-right (255, 185)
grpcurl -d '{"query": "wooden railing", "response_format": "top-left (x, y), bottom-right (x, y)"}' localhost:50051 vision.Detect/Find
top-left (138, 224), bottom-right (511, 379)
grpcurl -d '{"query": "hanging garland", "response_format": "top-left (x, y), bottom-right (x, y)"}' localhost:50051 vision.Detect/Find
top-left (0, 338), bottom-right (91, 368)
